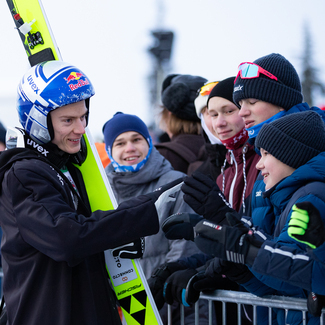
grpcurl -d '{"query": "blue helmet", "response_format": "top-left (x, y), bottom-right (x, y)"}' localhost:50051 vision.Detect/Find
top-left (17, 60), bottom-right (95, 144)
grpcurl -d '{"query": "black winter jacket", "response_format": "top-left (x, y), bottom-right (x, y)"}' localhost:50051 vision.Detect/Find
top-left (0, 147), bottom-right (159, 325)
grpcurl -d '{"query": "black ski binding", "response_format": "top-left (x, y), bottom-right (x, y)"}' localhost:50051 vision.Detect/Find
top-left (27, 31), bottom-right (44, 49)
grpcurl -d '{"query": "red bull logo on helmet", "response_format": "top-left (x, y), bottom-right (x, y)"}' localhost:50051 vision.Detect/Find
top-left (64, 72), bottom-right (83, 83)
top-left (64, 72), bottom-right (90, 91)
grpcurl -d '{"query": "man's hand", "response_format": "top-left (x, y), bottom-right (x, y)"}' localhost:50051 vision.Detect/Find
top-left (181, 171), bottom-right (236, 223)
top-left (288, 202), bottom-right (325, 249)
top-left (162, 212), bottom-right (203, 241)
top-left (194, 212), bottom-right (263, 265)
top-left (111, 238), bottom-right (145, 259)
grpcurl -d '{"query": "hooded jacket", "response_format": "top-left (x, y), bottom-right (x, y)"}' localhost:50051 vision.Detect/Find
top-left (242, 152), bottom-right (325, 325)
top-left (0, 141), bottom-right (159, 325)
top-left (249, 102), bottom-right (325, 231)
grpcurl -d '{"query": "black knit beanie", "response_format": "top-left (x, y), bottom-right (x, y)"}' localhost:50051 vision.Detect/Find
top-left (233, 53), bottom-right (303, 110)
top-left (161, 74), bottom-right (207, 122)
top-left (255, 111), bottom-right (325, 169)
top-left (207, 76), bottom-right (236, 106)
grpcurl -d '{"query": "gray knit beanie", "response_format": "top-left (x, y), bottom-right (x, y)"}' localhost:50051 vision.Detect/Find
top-left (233, 53), bottom-right (303, 110)
top-left (255, 111), bottom-right (325, 169)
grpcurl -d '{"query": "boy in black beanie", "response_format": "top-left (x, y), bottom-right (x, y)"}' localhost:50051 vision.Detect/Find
top-left (232, 53), bottom-right (325, 233)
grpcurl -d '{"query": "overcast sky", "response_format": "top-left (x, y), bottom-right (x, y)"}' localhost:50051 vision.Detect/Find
top-left (0, 0), bottom-right (325, 141)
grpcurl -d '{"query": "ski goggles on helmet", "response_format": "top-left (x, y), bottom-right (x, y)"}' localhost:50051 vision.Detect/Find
top-left (197, 81), bottom-right (219, 96)
top-left (234, 62), bottom-right (280, 84)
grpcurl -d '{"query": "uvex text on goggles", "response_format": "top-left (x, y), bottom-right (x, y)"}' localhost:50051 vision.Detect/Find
top-left (234, 62), bottom-right (279, 84)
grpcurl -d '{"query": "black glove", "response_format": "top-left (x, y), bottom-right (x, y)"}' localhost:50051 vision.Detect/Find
top-left (188, 261), bottom-right (228, 292)
top-left (111, 237), bottom-right (145, 259)
top-left (194, 212), bottom-right (263, 266)
top-left (191, 258), bottom-right (241, 292)
top-left (163, 268), bottom-right (199, 306)
top-left (147, 262), bottom-right (187, 310)
top-left (210, 258), bottom-right (254, 285)
top-left (162, 212), bottom-right (203, 241)
top-left (185, 258), bottom-right (251, 301)
top-left (288, 202), bottom-right (325, 249)
top-left (145, 177), bottom-right (184, 204)
top-left (307, 292), bottom-right (325, 317)
top-left (181, 171), bottom-right (236, 223)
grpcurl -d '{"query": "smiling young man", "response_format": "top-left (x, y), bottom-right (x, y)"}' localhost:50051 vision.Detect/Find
top-left (112, 132), bottom-right (148, 165)
top-left (50, 100), bottom-right (88, 154)
top-left (0, 61), bottom-right (180, 325)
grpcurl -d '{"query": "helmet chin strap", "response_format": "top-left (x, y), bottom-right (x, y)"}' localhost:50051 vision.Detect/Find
top-left (85, 98), bottom-right (90, 126)
top-left (47, 113), bottom-right (54, 141)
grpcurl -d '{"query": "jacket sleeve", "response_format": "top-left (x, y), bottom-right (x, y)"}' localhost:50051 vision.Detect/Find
top-left (164, 189), bottom-right (204, 263)
top-left (7, 161), bottom-right (159, 266)
top-left (250, 194), bottom-right (325, 295)
top-left (251, 240), bottom-right (325, 295)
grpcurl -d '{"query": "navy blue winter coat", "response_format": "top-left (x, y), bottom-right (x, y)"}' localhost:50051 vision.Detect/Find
top-left (249, 102), bottom-right (325, 235)
top-left (243, 152), bottom-right (325, 325)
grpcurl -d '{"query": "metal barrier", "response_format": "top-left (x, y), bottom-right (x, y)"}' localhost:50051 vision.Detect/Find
top-left (168, 289), bottom-right (325, 325)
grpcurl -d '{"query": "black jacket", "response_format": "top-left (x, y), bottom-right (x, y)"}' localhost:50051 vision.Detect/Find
top-left (0, 146), bottom-right (159, 325)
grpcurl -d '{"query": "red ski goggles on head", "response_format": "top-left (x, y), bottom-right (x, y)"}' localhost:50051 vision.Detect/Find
top-left (197, 81), bottom-right (219, 96)
top-left (234, 62), bottom-right (280, 84)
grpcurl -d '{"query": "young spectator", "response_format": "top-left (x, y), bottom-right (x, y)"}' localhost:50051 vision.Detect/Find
top-left (155, 74), bottom-right (207, 175)
top-left (208, 77), bottom-right (260, 213)
top-left (233, 53), bottom-right (325, 229)
top-left (189, 81), bottom-right (228, 180)
top-left (102, 112), bottom-right (211, 325)
top-left (0, 61), bottom-right (177, 325)
top-left (194, 110), bottom-right (325, 324)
